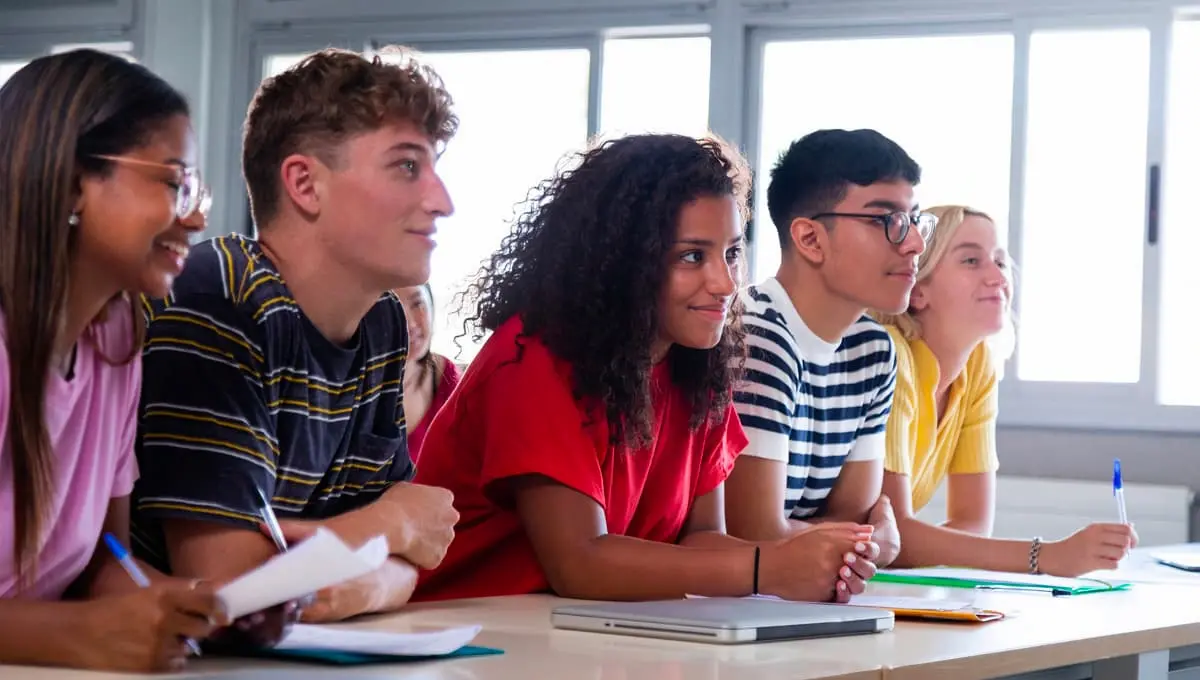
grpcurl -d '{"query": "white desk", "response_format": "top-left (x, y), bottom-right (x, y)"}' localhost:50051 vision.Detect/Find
top-left (8, 549), bottom-right (1200, 680)
top-left (0, 594), bottom-right (882, 680)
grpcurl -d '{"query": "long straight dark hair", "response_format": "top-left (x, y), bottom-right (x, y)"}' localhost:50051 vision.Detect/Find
top-left (0, 49), bottom-right (188, 589)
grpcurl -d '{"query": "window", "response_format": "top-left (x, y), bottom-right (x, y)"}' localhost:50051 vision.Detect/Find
top-left (388, 49), bottom-right (591, 362)
top-left (754, 34), bottom-right (1014, 283)
top-left (0, 61), bottom-right (25, 87)
top-left (1016, 29), bottom-right (1149, 384)
top-left (598, 36), bottom-right (711, 139)
top-left (51, 40), bottom-right (135, 59)
top-left (264, 53), bottom-right (306, 77)
top-left (0, 41), bottom-right (136, 89)
top-left (1159, 20), bottom-right (1200, 406)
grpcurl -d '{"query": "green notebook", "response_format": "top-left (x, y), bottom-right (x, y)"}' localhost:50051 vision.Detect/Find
top-left (873, 567), bottom-right (1132, 596)
top-left (239, 644), bottom-right (504, 666)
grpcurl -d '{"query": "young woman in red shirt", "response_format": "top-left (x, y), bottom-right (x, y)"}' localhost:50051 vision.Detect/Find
top-left (412, 133), bottom-right (880, 603)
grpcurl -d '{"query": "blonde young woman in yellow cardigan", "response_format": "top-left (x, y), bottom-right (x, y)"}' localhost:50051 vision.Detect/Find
top-left (874, 206), bottom-right (1135, 577)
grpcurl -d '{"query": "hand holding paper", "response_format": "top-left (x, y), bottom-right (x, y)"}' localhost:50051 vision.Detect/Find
top-left (217, 527), bottom-right (389, 620)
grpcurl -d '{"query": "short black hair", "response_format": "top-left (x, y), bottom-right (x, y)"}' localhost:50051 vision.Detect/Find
top-left (766, 129), bottom-right (921, 248)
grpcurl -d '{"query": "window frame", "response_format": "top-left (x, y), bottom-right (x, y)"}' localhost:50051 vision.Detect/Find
top-left (743, 8), bottom-right (1188, 433)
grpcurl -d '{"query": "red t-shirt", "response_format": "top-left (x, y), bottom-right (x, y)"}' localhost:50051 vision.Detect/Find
top-left (412, 316), bottom-right (747, 602)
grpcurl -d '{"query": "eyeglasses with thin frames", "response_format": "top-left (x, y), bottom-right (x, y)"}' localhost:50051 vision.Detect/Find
top-left (809, 210), bottom-right (937, 245)
top-left (90, 154), bottom-right (213, 221)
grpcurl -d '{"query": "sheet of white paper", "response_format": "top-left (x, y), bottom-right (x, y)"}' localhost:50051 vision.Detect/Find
top-left (879, 566), bottom-right (1128, 589)
top-left (276, 624), bottom-right (482, 656)
top-left (847, 595), bottom-right (976, 611)
top-left (217, 527), bottom-right (389, 619)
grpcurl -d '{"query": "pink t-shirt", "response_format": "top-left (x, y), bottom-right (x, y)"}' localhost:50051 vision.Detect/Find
top-left (0, 298), bottom-right (141, 599)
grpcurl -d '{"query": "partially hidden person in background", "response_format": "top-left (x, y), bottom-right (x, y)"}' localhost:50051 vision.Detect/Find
top-left (411, 132), bottom-right (880, 604)
top-left (873, 205), bottom-right (1137, 576)
top-left (394, 283), bottom-right (462, 463)
top-left (724, 129), bottom-right (931, 574)
top-left (0, 49), bottom-right (288, 672)
top-left (128, 47), bottom-right (460, 624)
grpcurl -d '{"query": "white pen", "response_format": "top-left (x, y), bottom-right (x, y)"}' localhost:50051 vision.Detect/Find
top-left (257, 487), bottom-right (289, 553)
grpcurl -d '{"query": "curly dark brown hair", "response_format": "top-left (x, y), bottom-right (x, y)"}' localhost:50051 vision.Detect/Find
top-left (459, 133), bottom-right (752, 448)
top-left (242, 45), bottom-right (458, 227)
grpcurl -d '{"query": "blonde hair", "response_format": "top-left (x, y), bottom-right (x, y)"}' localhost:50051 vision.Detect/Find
top-left (872, 205), bottom-right (1016, 373)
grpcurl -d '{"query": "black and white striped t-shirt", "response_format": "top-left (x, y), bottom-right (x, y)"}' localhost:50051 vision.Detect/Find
top-left (733, 277), bottom-right (896, 519)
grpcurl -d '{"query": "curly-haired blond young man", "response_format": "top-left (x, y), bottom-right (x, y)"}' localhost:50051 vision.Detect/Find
top-left (130, 47), bottom-right (460, 623)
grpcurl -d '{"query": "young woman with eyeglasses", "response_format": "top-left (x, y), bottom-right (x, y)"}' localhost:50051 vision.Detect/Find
top-left (873, 205), bottom-right (1137, 576)
top-left (0, 49), bottom-right (231, 672)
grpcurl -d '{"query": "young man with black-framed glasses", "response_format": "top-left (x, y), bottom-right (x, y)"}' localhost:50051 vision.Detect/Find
top-left (723, 129), bottom-right (931, 595)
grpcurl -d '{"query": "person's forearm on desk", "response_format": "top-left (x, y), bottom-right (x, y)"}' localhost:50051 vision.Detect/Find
top-left (0, 600), bottom-right (85, 666)
top-left (889, 515), bottom-right (1031, 571)
top-left (299, 557), bottom-right (419, 622)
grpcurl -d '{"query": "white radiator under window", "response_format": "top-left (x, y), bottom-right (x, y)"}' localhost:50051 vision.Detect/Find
top-left (914, 475), bottom-right (1193, 547)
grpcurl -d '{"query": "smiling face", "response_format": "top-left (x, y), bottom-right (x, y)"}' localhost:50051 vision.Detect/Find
top-left (395, 284), bottom-right (434, 362)
top-left (74, 113), bottom-right (207, 299)
top-left (910, 213), bottom-right (1011, 344)
top-left (654, 194), bottom-right (745, 357)
top-left (304, 121), bottom-right (454, 293)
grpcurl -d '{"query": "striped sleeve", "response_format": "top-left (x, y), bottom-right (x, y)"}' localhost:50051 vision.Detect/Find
top-left (135, 293), bottom-right (276, 529)
top-left (847, 334), bottom-right (896, 463)
top-left (733, 317), bottom-right (799, 463)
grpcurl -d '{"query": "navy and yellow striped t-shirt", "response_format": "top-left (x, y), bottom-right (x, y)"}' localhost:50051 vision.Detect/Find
top-left (130, 234), bottom-right (413, 572)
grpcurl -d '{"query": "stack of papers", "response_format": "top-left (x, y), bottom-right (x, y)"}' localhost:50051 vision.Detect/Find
top-left (239, 625), bottom-right (502, 666)
top-left (278, 624), bottom-right (484, 655)
top-left (874, 566), bottom-right (1131, 596)
top-left (217, 527), bottom-right (390, 619)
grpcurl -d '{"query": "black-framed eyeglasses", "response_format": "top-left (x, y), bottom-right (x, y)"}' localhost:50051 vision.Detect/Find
top-left (809, 210), bottom-right (938, 245)
top-left (91, 154), bottom-right (213, 221)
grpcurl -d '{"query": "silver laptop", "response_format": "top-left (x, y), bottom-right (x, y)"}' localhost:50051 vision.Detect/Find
top-left (551, 597), bottom-right (894, 644)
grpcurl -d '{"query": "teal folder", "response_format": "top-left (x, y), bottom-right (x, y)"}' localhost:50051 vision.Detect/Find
top-left (238, 644), bottom-right (504, 666)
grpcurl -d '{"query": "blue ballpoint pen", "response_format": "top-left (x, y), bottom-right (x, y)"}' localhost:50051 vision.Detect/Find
top-left (102, 533), bottom-right (203, 657)
top-left (1113, 458), bottom-right (1128, 525)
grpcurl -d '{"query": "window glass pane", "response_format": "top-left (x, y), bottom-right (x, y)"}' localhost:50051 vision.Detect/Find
top-left (51, 41), bottom-right (136, 59)
top-left (755, 34), bottom-right (1013, 284)
top-left (265, 54), bottom-right (307, 77)
top-left (599, 36), bottom-right (710, 139)
top-left (1159, 20), bottom-right (1200, 405)
top-left (0, 61), bottom-right (25, 88)
top-left (396, 49), bottom-right (590, 362)
top-left (1017, 29), bottom-right (1149, 383)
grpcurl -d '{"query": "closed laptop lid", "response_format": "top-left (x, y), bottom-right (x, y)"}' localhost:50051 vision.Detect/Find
top-left (553, 597), bottom-right (890, 631)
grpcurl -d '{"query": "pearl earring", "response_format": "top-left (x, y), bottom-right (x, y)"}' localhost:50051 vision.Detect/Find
top-left (67, 213), bottom-right (80, 227)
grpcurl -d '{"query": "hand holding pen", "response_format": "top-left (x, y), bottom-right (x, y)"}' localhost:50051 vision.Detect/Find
top-left (1031, 463), bottom-right (1138, 577)
top-left (81, 533), bottom-right (228, 672)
